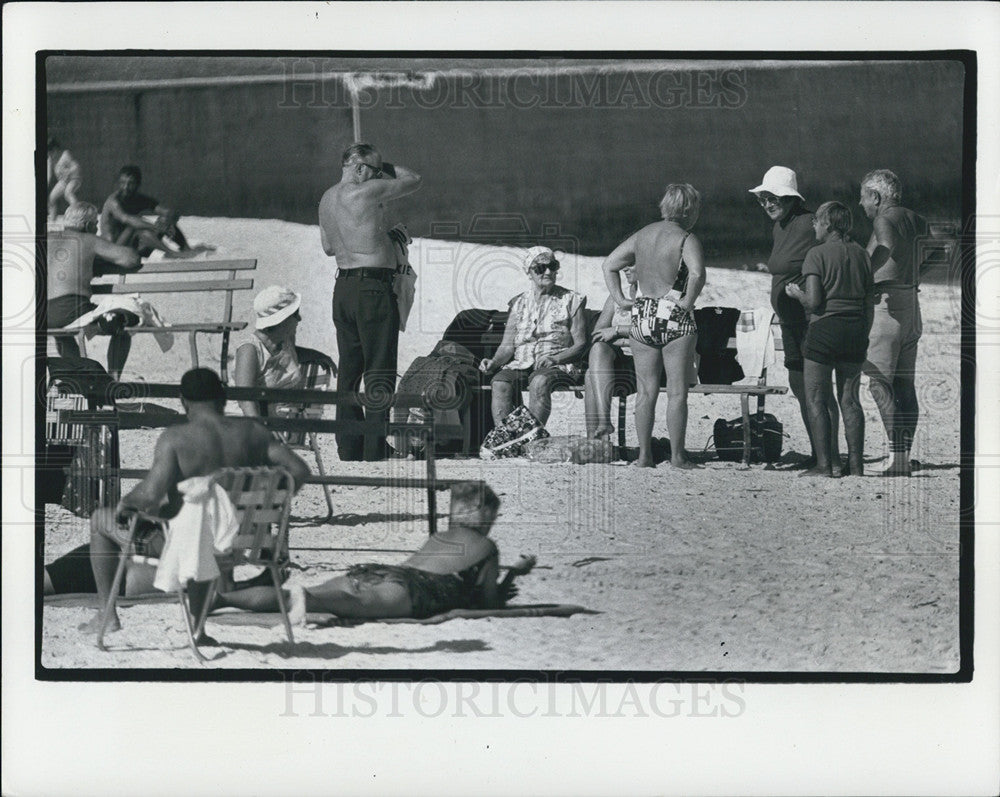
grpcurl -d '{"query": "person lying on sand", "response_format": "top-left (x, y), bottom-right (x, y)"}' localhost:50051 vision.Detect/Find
top-left (216, 481), bottom-right (537, 623)
top-left (79, 368), bottom-right (310, 635)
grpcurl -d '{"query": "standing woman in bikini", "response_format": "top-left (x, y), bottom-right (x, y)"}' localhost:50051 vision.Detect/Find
top-left (602, 184), bottom-right (706, 468)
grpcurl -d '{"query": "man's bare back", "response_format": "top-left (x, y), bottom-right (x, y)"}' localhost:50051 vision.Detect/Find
top-left (318, 145), bottom-right (421, 271)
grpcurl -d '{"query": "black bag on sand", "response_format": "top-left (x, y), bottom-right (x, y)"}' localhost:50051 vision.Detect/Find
top-left (713, 413), bottom-right (783, 462)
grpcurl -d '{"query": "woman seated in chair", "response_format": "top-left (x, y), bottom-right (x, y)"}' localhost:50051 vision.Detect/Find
top-left (216, 481), bottom-right (537, 622)
top-left (479, 246), bottom-right (588, 427)
top-left (234, 285), bottom-right (307, 416)
top-left (584, 264), bottom-right (640, 438)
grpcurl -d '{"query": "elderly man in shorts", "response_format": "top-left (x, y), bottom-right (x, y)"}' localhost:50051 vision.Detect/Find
top-left (859, 169), bottom-right (930, 476)
top-left (80, 368), bottom-right (311, 635)
top-left (318, 142), bottom-right (422, 461)
top-left (480, 246), bottom-right (588, 427)
top-left (47, 201), bottom-right (141, 377)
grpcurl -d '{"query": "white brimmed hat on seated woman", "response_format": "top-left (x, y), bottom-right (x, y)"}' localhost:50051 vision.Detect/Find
top-left (234, 285), bottom-right (306, 416)
top-left (253, 285), bottom-right (301, 329)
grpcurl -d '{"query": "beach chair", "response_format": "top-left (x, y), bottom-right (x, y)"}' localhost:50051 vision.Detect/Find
top-left (95, 510), bottom-right (218, 662)
top-left (212, 467), bottom-right (297, 645)
top-left (96, 466), bottom-right (296, 661)
top-left (273, 347), bottom-right (337, 518)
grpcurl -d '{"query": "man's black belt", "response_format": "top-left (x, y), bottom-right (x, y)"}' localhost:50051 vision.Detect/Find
top-left (337, 268), bottom-right (395, 282)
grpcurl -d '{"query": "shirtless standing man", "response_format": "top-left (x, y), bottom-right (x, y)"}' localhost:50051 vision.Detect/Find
top-left (859, 169), bottom-right (930, 477)
top-left (81, 368), bottom-right (311, 634)
top-left (47, 201), bottom-right (141, 377)
top-left (318, 143), bottom-right (422, 461)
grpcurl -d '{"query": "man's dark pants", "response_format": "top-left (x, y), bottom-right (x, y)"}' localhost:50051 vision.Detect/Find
top-left (332, 272), bottom-right (400, 461)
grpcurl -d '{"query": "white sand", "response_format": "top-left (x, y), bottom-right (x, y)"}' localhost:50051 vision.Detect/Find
top-left (42, 217), bottom-right (962, 671)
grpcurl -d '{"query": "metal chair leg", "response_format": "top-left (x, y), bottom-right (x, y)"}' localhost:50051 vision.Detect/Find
top-left (178, 588), bottom-right (209, 664)
top-left (96, 548), bottom-right (130, 651)
top-left (309, 431), bottom-right (335, 518)
top-left (270, 566), bottom-right (295, 645)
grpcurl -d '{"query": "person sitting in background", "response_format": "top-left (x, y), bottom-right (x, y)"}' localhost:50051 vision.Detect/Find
top-left (785, 201), bottom-right (874, 478)
top-left (47, 136), bottom-right (83, 222)
top-left (79, 368), bottom-right (311, 634)
top-left (47, 201), bottom-right (141, 378)
top-left (234, 286), bottom-right (314, 417)
top-left (479, 246), bottom-right (588, 427)
top-left (216, 481), bottom-right (537, 622)
top-left (603, 184), bottom-right (706, 468)
top-left (99, 164), bottom-right (210, 260)
top-left (584, 264), bottom-right (639, 439)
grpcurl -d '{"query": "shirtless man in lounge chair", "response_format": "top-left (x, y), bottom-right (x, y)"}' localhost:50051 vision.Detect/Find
top-left (78, 368), bottom-right (310, 634)
top-left (217, 481), bottom-right (537, 622)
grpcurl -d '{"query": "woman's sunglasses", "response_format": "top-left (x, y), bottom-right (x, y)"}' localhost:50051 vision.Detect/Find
top-left (756, 193), bottom-right (782, 208)
top-left (531, 262), bottom-right (559, 275)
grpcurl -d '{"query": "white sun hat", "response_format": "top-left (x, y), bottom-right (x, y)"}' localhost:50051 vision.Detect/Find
top-left (253, 285), bottom-right (301, 329)
top-left (523, 245), bottom-right (558, 272)
top-left (749, 166), bottom-right (804, 199)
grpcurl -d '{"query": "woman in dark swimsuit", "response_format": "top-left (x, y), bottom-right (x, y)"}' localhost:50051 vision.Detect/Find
top-left (216, 482), bottom-right (536, 622)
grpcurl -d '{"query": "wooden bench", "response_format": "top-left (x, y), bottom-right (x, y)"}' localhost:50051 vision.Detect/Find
top-left (50, 258), bottom-right (257, 382)
top-left (51, 379), bottom-right (466, 536)
top-left (448, 310), bottom-right (788, 465)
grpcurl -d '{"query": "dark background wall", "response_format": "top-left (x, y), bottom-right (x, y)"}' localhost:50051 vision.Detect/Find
top-left (47, 59), bottom-right (965, 257)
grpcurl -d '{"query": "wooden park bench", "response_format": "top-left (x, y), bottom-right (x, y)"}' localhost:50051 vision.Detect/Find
top-left (50, 378), bottom-right (468, 536)
top-left (49, 258), bottom-right (257, 382)
top-left (445, 307), bottom-right (788, 465)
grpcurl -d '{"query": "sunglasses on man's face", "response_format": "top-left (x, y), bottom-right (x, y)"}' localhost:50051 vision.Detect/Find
top-left (756, 193), bottom-right (782, 208)
top-left (361, 162), bottom-right (383, 177)
top-left (531, 261), bottom-right (559, 275)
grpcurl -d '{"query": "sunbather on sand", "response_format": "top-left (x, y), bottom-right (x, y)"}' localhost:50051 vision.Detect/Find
top-left (216, 481), bottom-right (537, 623)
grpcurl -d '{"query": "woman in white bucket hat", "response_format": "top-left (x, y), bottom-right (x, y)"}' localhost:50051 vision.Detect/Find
top-left (233, 285), bottom-right (307, 417)
top-left (750, 166), bottom-right (840, 469)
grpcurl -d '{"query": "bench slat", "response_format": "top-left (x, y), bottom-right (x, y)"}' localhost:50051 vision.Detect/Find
top-left (109, 278), bottom-right (254, 294)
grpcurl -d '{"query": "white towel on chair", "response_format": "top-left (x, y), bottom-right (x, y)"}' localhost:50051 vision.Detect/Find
top-left (153, 476), bottom-right (238, 592)
top-left (736, 307), bottom-right (776, 380)
top-left (64, 294), bottom-right (175, 353)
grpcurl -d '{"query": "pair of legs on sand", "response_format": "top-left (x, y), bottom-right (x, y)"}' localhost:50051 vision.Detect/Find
top-left (630, 334), bottom-right (697, 469)
top-left (801, 359), bottom-right (864, 478)
top-left (216, 579), bottom-right (410, 625)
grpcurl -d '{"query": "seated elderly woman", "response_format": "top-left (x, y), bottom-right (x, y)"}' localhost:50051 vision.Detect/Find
top-left (233, 285), bottom-right (335, 417)
top-left (216, 481), bottom-right (537, 621)
top-left (584, 264), bottom-right (639, 438)
top-left (479, 246), bottom-right (588, 426)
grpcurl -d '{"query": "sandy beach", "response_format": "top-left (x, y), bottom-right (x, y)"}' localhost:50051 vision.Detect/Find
top-left (41, 216), bottom-right (962, 672)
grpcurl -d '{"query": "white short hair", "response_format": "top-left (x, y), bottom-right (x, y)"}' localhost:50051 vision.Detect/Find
top-left (862, 169), bottom-right (902, 203)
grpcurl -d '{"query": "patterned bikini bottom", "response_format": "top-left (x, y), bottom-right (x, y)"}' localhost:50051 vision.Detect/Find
top-left (630, 296), bottom-right (697, 347)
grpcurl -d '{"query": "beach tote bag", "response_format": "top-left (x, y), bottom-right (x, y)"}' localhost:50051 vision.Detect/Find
top-left (524, 435), bottom-right (615, 464)
top-left (480, 405), bottom-right (549, 460)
